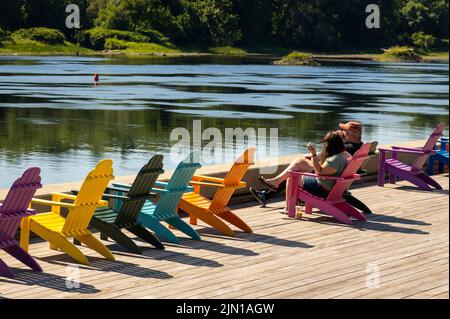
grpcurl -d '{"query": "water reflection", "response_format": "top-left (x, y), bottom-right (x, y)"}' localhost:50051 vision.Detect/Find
top-left (0, 56), bottom-right (448, 187)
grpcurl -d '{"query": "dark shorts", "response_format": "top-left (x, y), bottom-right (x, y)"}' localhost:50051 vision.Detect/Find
top-left (302, 176), bottom-right (329, 198)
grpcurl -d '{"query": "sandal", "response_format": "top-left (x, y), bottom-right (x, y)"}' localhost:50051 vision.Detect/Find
top-left (258, 176), bottom-right (278, 192)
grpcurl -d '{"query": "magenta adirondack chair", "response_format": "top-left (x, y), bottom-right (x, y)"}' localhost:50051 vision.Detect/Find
top-left (287, 143), bottom-right (372, 225)
top-left (377, 123), bottom-right (445, 191)
top-left (0, 168), bottom-right (43, 277)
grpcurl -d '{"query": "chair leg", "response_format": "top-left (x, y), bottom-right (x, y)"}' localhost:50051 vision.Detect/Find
top-left (287, 177), bottom-right (298, 218)
top-left (428, 156), bottom-right (435, 176)
top-left (304, 204), bottom-right (313, 214)
top-left (313, 201), bottom-right (352, 225)
top-left (0, 257), bottom-right (14, 277)
top-left (127, 224), bottom-right (165, 249)
top-left (188, 208), bottom-right (235, 237)
top-left (335, 202), bottom-right (366, 221)
top-left (418, 173), bottom-right (443, 190)
top-left (217, 210), bottom-right (253, 233)
top-left (48, 234), bottom-right (90, 265)
top-left (377, 152), bottom-right (386, 187)
top-left (90, 218), bottom-right (142, 254)
top-left (344, 194), bottom-right (372, 214)
top-left (21, 220), bottom-right (90, 265)
top-left (407, 174), bottom-right (434, 191)
top-left (438, 160), bottom-right (445, 173)
top-left (189, 214), bottom-right (198, 226)
top-left (75, 234), bottom-right (115, 260)
top-left (389, 172), bottom-right (396, 184)
top-left (165, 217), bottom-right (201, 240)
top-left (3, 244), bottom-right (42, 272)
top-left (19, 217), bottom-right (31, 252)
top-left (138, 214), bottom-right (180, 244)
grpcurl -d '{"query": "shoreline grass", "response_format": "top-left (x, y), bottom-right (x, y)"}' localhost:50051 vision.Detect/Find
top-left (1, 40), bottom-right (448, 63)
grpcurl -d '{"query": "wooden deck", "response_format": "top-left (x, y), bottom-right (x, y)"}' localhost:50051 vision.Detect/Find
top-left (0, 174), bottom-right (448, 299)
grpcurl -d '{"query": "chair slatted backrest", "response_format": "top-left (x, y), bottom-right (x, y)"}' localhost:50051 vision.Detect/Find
top-left (153, 152), bottom-right (201, 220)
top-left (209, 148), bottom-right (255, 210)
top-left (62, 160), bottom-right (114, 234)
top-left (0, 168), bottom-right (42, 241)
top-left (326, 143), bottom-right (372, 203)
top-left (412, 123), bottom-right (445, 170)
top-left (115, 155), bottom-right (164, 225)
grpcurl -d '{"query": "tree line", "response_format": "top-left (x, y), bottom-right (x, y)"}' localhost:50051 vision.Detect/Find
top-left (0, 0), bottom-right (448, 50)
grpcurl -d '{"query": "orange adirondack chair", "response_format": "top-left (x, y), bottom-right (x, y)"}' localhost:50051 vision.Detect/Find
top-left (179, 148), bottom-right (255, 236)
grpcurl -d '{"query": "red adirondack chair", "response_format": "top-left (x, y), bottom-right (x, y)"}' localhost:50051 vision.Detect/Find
top-left (287, 143), bottom-right (372, 225)
top-left (377, 123), bottom-right (445, 191)
top-left (0, 168), bottom-right (43, 277)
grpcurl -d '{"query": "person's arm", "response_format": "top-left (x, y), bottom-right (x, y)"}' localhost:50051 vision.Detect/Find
top-left (307, 144), bottom-right (337, 175)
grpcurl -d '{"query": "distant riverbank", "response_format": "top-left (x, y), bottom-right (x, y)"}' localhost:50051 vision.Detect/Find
top-left (0, 41), bottom-right (448, 63)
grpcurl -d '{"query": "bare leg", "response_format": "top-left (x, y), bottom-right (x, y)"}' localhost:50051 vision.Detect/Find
top-left (266, 157), bottom-right (313, 188)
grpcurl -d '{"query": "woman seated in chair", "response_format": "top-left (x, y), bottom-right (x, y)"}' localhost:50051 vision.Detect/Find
top-left (253, 122), bottom-right (363, 206)
top-left (260, 131), bottom-right (350, 214)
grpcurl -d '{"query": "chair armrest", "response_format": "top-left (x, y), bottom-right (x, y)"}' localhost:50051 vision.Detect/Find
top-left (192, 175), bottom-right (225, 184)
top-left (111, 182), bottom-right (132, 190)
top-left (189, 181), bottom-right (227, 188)
top-left (189, 181), bottom-right (245, 190)
top-left (378, 147), bottom-right (433, 155)
top-left (101, 193), bottom-right (130, 201)
top-left (31, 198), bottom-right (77, 209)
top-left (51, 192), bottom-right (77, 201)
top-left (154, 181), bottom-right (169, 188)
top-left (289, 171), bottom-right (361, 182)
top-left (391, 146), bottom-right (423, 151)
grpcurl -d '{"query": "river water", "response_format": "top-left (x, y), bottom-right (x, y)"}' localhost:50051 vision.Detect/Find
top-left (0, 55), bottom-right (448, 187)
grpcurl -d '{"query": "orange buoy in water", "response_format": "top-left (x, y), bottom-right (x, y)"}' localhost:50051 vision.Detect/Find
top-left (93, 73), bottom-right (99, 85)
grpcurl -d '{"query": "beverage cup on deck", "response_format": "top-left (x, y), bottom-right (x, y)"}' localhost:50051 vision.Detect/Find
top-left (295, 206), bottom-right (303, 219)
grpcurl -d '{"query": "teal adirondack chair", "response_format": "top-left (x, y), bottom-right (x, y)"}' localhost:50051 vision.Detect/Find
top-left (113, 153), bottom-right (201, 244)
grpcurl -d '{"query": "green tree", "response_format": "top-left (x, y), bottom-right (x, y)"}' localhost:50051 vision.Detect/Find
top-left (191, 0), bottom-right (242, 46)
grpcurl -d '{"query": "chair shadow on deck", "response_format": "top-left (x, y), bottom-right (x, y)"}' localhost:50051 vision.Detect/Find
top-left (288, 213), bottom-right (430, 235)
top-left (0, 269), bottom-right (99, 294)
top-left (107, 241), bottom-right (224, 268)
top-left (102, 234), bottom-right (225, 267)
top-left (392, 185), bottom-right (449, 195)
top-left (174, 238), bottom-right (259, 256)
top-left (194, 226), bottom-right (314, 249)
top-left (35, 254), bottom-right (172, 279)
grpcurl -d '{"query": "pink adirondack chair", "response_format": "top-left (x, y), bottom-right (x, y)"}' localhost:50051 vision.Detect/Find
top-left (0, 168), bottom-right (43, 277)
top-left (287, 143), bottom-right (372, 225)
top-left (377, 123), bottom-right (445, 191)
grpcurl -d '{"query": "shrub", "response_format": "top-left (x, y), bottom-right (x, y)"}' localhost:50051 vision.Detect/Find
top-left (104, 38), bottom-right (130, 50)
top-left (274, 51), bottom-right (318, 65)
top-left (380, 46), bottom-right (422, 62)
top-left (411, 32), bottom-right (436, 52)
top-left (136, 28), bottom-right (170, 45)
top-left (11, 27), bottom-right (66, 45)
top-left (78, 27), bottom-right (150, 50)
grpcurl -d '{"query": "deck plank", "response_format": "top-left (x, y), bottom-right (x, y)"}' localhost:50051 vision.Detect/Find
top-left (0, 174), bottom-right (448, 299)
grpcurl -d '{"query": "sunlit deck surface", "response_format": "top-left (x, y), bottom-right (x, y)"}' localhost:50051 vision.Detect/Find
top-left (1, 174), bottom-right (448, 299)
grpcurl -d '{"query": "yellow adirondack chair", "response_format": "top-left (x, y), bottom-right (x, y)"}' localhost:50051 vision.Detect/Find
top-left (179, 148), bottom-right (255, 236)
top-left (20, 160), bottom-right (115, 265)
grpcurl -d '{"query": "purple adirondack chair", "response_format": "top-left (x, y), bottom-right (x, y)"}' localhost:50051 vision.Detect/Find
top-left (377, 123), bottom-right (445, 191)
top-left (0, 168), bottom-right (43, 277)
top-left (287, 143), bottom-right (372, 225)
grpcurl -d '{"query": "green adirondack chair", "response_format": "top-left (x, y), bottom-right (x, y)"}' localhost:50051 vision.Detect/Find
top-left (114, 152), bottom-right (201, 244)
top-left (73, 155), bottom-right (165, 253)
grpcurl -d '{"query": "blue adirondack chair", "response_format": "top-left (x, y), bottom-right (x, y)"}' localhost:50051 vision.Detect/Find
top-left (428, 137), bottom-right (449, 175)
top-left (113, 152), bottom-right (201, 244)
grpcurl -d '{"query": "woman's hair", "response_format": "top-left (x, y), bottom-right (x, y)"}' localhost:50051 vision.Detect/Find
top-left (319, 131), bottom-right (346, 164)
